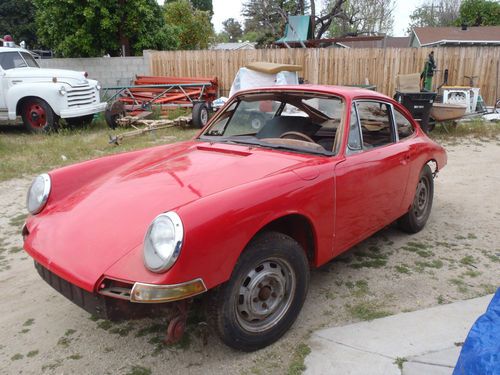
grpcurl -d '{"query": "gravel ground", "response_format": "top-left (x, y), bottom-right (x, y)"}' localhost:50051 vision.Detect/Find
top-left (0, 139), bottom-right (499, 375)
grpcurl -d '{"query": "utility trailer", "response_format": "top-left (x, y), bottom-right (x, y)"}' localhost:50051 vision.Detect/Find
top-left (103, 76), bottom-right (218, 129)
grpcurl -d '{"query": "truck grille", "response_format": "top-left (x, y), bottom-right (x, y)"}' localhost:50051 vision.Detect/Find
top-left (67, 84), bottom-right (97, 107)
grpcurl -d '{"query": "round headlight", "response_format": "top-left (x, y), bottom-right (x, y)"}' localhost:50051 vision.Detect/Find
top-left (26, 174), bottom-right (51, 215)
top-left (144, 212), bottom-right (183, 273)
top-left (95, 84), bottom-right (101, 91)
top-left (58, 86), bottom-right (66, 96)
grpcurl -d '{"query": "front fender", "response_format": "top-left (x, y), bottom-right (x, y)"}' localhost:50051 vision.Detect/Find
top-left (103, 166), bottom-right (336, 290)
top-left (7, 83), bottom-right (67, 119)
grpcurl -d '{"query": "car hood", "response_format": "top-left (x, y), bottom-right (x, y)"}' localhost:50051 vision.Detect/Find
top-left (25, 140), bottom-right (317, 291)
top-left (5, 67), bottom-right (90, 86)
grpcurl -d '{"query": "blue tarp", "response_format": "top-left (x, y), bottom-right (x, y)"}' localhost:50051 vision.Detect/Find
top-left (453, 289), bottom-right (500, 375)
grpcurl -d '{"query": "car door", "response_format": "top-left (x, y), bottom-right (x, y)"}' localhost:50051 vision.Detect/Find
top-left (333, 100), bottom-right (411, 254)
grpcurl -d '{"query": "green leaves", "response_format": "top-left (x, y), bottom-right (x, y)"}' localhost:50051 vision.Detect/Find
top-left (33, 0), bottom-right (180, 57)
top-left (457, 0), bottom-right (500, 26)
top-left (164, 0), bottom-right (214, 50)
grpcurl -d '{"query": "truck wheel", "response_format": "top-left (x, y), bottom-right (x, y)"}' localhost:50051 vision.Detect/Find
top-left (208, 231), bottom-right (309, 351)
top-left (192, 102), bottom-right (209, 129)
top-left (22, 98), bottom-right (57, 133)
top-left (66, 115), bottom-right (94, 128)
top-left (398, 164), bottom-right (434, 233)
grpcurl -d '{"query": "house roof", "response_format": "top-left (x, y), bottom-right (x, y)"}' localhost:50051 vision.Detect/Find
top-left (337, 36), bottom-right (410, 48)
top-left (210, 42), bottom-right (256, 50)
top-left (412, 26), bottom-right (500, 46)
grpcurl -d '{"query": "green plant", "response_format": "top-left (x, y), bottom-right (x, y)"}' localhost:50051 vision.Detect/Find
top-left (287, 343), bottom-right (311, 375)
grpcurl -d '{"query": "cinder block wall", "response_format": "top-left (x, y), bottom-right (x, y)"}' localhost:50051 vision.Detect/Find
top-left (38, 56), bottom-right (150, 88)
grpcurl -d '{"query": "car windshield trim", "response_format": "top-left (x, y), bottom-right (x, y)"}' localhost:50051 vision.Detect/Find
top-left (199, 135), bottom-right (334, 156)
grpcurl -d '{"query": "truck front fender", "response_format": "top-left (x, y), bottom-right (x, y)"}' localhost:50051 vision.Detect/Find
top-left (7, 83), bottom-right (66, 119)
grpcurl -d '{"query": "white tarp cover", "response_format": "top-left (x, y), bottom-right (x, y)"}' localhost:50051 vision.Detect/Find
top-left (229, 67), bottom-right (299, 98)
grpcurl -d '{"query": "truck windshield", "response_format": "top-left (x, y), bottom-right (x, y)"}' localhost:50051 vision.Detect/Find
top-left (0, 51), bottom-right (40, 70)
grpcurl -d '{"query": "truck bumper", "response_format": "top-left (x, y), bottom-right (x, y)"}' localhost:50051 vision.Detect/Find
top-left (60, 102), bottom-right (107, 119)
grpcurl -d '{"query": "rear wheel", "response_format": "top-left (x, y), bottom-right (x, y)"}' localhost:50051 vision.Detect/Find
top-left (21, 98), bottom-right (57, 133)
top-left (192, 102), bottom-right (209, 128)
top-left (208, 231), bottom-right (309, 351)
top-left (398, 164), bottom-right (434, 233)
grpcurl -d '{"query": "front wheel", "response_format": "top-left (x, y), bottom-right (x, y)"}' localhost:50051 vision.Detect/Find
top-left (21, 98), bottom-right (57, 133)
top-left (208, 231), bottom-right (310, 351)
top-left (398, 164), bottom-right (434, 233)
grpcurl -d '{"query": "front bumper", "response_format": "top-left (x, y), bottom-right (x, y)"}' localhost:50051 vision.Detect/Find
top-left (34, 261), bottom-right (207, 320)
top-left (59, 102), bottom-right (106, 119)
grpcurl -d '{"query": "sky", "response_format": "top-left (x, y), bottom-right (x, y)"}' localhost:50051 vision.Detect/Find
top-left (212, 0), bottom-right (426, 37)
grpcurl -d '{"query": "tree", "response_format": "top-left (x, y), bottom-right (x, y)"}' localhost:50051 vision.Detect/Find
top-left (242, 0), bottom-right (312, 46)
top-left (222, 18), bottom-right (243, 42)
top-left (164, 0), bottom-right (213, 50)
top-left (34, 0), bottom-right (178, 57)
top-left (456, 0), bottom-right (500, 26)
top-left (329, 0), bottom-right (395, 36)
top-left (407, 0), bottom-right (461, 32)
top-left (191, 0), bottom-right (213, 14)
top-left (0, 0), bottom-right (38, 49)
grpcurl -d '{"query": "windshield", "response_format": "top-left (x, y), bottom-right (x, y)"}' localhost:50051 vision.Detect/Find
top-left (0, 51), bottom-right (40, 70)
top-left (200, 92), bottom-right (344, 156)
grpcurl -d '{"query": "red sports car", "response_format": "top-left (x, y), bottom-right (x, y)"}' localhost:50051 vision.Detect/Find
top-left (23, 85), bottom-right (446, 351)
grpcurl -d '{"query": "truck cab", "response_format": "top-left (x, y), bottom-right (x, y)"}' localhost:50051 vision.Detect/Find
top-left (0, 46), bottom-right (106, 132)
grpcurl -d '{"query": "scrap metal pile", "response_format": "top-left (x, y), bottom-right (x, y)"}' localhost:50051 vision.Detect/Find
top-left (103, 75), bottom-right (218, 129)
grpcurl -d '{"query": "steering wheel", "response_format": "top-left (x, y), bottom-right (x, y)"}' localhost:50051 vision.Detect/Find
top-left (280, 131), bottom-right (315, 143)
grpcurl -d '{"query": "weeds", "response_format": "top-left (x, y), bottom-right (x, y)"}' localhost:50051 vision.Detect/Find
top-left (287, 343), bottom-right (312, 375)
top-left (346, 300), bottom-right (391, 321)
top-left (0, 121), bottom-right (198, 181)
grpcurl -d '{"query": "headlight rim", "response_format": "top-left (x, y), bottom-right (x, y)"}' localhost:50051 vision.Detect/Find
top-left (143, 211), bottom-right (184, 273)
top-left (26, 173), bottom-right (51, 215)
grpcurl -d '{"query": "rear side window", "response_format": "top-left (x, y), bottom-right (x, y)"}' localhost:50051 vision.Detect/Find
top-left (356, 101), bottom-right (394, 149)
top-left (394, 109), bottom-right (414, 140)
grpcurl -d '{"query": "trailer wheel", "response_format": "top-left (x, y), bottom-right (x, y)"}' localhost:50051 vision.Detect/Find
top-left (192, 102), bottom-right (209, 129)
top-left (105, 101), bottom-right (126, 129)
top-left (21, 98), bottom-right (57, 133)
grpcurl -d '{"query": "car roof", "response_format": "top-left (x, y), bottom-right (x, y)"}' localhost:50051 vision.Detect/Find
top-left (235, 84), bottom-right (391, 101)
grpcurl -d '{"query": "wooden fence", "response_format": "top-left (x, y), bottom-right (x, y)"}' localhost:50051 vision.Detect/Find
top-left (149, 47), bottom-right (500, 105)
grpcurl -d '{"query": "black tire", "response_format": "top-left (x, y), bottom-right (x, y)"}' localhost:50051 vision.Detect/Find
top-left (192, 102), bottom-right (209, 129)
top-left (21, 98), bottom-right (57, 133)
top-left (65, 114), bottom-right (94, 128)
top-left (105, 101), bottom-right (126, 129)
top-left (398, 164), bottom-right (434, 233)
top-left (208, 231), bottom-right (310, 351)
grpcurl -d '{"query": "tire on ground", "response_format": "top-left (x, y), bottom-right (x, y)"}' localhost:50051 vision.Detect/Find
top-left (192, 102), bottom-right (209, 129)
top-left (398, 164), bottom-right (434, 233)
top-left (21, 98), bottom-right (57, 133)
top-left (208, 231), bottom-right (310, 351)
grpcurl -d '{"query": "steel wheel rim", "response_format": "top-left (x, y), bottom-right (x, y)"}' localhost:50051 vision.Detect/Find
top-left (235, 257), bottom-right (296, 333)
top-left (413, 176), bottom-right (429, 219)
top-left (26, 104), bottom-right (47, 128)
top-left (201, 108), bottom-right (209, 125)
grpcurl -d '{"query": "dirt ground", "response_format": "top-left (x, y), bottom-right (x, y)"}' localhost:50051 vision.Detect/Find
top-left (1, 139), bottom-right (499, 375)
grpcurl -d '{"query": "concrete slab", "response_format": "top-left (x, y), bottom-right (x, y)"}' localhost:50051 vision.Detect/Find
top-left (304, 295), bottom-right (493, 375)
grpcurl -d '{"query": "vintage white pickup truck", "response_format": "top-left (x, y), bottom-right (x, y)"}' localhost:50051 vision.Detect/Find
top-left (0, 47), bottom-right (106, 132)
